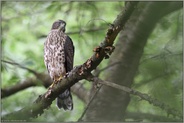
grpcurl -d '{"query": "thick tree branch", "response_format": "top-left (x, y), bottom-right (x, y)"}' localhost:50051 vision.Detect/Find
top-left (1, 78), bottom-right (37, 98)
top-left (2, 1), bottom-right (138, 121)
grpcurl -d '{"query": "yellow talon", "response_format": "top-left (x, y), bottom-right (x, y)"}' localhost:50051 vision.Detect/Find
top-left (49, 75), bottom-right (63, 89)
top-left (57, 75), bottom-right (63, 82)
top-left (49, 82), bottom-right (55, 89)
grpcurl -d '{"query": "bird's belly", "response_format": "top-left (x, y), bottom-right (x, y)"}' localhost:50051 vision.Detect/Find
top-left (46, 44), bottom-right (66, 80)
top-left (50, 63), bottom-right (66, 80)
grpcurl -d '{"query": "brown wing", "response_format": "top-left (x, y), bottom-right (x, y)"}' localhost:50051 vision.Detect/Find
top-left (64, 36), bottom-right (74, 73)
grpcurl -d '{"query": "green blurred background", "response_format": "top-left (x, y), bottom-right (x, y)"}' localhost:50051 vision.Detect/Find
top-left (1, 1), bottom-right (182, 122)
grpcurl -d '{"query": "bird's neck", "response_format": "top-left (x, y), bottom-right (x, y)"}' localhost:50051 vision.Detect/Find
top-left (57, 28), bottom-right (65, 33)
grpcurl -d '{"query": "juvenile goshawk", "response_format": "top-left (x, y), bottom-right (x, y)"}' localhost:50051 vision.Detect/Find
top-left (44, 20), bottom-right (74, 110)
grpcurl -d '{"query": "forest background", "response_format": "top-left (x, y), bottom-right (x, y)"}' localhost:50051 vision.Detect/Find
top-left (1, 1), bottom-right (183, 122)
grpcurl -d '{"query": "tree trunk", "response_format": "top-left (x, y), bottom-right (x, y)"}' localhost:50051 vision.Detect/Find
top-left (83, 1), bottom-right (182, 121)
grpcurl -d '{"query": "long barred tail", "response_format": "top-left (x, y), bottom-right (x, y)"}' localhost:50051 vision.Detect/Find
top-left (56, 88), bottom-right (73, 110)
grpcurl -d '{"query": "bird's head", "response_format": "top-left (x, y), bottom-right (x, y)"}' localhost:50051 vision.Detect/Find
top-left (51, 20), bottom-right (66, 32)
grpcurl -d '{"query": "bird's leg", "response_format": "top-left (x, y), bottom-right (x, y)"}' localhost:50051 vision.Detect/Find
top-left (46, 75), bottom-right (63, 98)
top-left (55, 75), bottom-right (63, 84)
top-left (49, 81), bottom-right (58, 89)
top-left (49, 75), bottom-right (63, 89)
top-left (49, 82), bottom-right (55, 89)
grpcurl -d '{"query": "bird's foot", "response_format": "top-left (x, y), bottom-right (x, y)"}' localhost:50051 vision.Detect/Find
top-left (49, 83), bottom-right (55, 89)
top-left (56, 75), bottom-right (63, 82)
top-left (49, 76), bottom-right (63, 89)
top-left (46, 76), bottom-right (63, 98)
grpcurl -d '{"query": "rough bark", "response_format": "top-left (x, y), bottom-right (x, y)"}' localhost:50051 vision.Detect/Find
top-left (83, 1), bottom-right (182, 121)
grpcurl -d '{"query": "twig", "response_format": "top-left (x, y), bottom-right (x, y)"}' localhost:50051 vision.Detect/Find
top-left (39, 27), bottom-right (107, 38)
top-left (125, 112), bottom-right (182, 122)
top-left (134, 72), bottom-right (171, 88)
top-left (1, 60), bottom-right (38, 76)
top-left (94, 61), bottom-right (121, 76)
top-left (78, 85), bottom-right (102, 121)
top-left (140, 52), bottom-right (182, 64)
top-left (92, 77), bottom-right (182, 119)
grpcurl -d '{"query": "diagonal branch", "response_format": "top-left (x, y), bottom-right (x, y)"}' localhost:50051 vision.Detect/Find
top-left (93, 61), bottom-right (121, 76)
top-left (2, 2), bottom-right (139, 121)
top-left (78, 84), bottom-right (102, 122)
top-left (89, 77), bottom-right (182, 120)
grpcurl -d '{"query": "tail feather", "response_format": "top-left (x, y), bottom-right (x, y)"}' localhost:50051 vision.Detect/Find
top-left (56, 89), bottom-right (73, 110)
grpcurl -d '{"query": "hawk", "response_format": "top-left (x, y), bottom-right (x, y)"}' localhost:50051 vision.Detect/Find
top-left (44, 20), bottom-right (74, 110)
